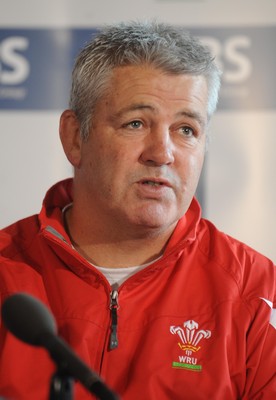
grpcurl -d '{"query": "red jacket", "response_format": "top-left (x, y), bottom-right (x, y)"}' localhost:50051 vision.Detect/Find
top-left (0, 179), bottom-right (275, 400)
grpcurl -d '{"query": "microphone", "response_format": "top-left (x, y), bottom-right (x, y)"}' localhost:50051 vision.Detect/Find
top-left (1, 293), bottom-right (119, 400)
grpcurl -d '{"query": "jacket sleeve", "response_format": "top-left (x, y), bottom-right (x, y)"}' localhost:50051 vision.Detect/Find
top-left (243, 289), bottom-right (276, 398)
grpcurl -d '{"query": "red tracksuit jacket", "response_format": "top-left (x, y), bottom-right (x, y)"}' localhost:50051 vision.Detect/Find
top-left (0, 179), bottom-right (275, 399)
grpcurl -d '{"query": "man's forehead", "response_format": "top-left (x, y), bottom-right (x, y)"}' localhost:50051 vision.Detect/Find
top-left (107, 101), bottom-right (207, 130)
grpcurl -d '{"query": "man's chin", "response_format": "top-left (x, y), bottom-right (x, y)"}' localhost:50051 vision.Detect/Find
top-left (130, 211), bottom-right (179, 234)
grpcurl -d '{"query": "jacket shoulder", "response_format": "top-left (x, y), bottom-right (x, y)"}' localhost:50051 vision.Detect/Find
top-left (0, 215), bottom-right (40, 259)
top-left (197, 218), bottom-right (275, 304)
top-left (0, 215), bottom-right (43, 294)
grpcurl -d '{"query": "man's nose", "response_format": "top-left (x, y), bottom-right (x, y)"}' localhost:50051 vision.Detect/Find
top-left (139, 127), bottom-right (175, 166)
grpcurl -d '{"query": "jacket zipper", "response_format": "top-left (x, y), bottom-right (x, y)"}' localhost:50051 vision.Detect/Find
top-left (109, 290), bottom-right (119, 350)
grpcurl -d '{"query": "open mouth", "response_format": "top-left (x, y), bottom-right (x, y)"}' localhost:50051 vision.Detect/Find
top-left (142, 181), bottom-right (164, 186)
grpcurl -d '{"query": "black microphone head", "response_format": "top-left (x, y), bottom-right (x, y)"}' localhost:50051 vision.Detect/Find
top-left (1, 293), bottom-right (57, 346)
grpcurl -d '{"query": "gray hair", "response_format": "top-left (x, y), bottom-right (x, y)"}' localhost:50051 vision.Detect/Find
top-left (69, 20), bottom-right (221, 140)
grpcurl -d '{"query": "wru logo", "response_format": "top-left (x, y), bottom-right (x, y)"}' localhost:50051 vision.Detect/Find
top-left (170, 320), bottom-right (211, 353)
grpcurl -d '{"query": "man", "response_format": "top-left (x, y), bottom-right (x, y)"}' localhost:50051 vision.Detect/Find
top-left (0, 21), bottom-right (275, 400)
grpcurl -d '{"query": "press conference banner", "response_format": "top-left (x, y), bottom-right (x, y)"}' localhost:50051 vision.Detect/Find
top-left (1, 26), bottom-right (276, 111)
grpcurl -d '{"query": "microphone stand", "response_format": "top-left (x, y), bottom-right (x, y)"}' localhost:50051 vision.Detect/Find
top-left (49, 368), bottom-right (74, 400)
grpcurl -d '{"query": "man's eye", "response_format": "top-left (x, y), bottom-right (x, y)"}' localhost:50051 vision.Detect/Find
top-left (127, 121), bottom-right (142, 129)
top-left (180, 126), bottom-right (194, 136)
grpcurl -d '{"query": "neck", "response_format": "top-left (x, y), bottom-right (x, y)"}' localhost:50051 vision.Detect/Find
top-left (64, 205), bottom-right (175, 268)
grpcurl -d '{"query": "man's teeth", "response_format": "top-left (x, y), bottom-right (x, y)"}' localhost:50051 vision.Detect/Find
top-left (144, 181), bottom-right (163, 186)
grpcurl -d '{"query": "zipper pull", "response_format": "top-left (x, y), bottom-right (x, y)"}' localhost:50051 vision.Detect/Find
top-left (109, 290), bottom-right (119, 350)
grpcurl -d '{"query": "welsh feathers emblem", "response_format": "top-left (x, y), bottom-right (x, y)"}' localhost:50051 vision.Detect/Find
top-left (170, 320), bottom-right (211, 353)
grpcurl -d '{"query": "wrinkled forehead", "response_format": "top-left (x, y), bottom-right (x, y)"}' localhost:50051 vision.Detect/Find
top-left (102, 64), bottom-right (209, 102)
top-left (92, 65), bottom-right (209, 127)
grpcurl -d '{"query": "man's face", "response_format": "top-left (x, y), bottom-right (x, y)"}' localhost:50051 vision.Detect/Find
top-left (76, 65), bottom-right (208, 234)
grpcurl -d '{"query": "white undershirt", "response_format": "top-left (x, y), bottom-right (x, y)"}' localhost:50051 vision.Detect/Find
top-left (95, 264), bottom-right (148, 289)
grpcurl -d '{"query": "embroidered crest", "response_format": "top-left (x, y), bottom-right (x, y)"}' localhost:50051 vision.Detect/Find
top-left (170, 320), bottom-right (211, 371)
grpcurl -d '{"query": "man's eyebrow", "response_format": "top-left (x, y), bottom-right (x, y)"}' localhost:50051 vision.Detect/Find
top-left (176, 110), bottom-right (206, 128)
top-left (111, 104), bottom-right (207, 127)
top-left (110, 103), bottom-right (156, 120)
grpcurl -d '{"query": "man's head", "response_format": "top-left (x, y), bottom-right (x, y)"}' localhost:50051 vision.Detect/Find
top-left (69, 20), bottom-right (221, 140)
top-left (60, 21), bottom-right (220, 242)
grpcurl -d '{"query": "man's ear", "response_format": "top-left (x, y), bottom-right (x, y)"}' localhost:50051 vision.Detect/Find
top-left (59, 110), bottom-right (82, 168)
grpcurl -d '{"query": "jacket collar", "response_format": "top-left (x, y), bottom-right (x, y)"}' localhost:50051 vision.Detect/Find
top-left (39, 178), bottom-right (202, 254)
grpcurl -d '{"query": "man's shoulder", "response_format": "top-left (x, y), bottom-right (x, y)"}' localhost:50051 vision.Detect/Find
top-left (197, 217), bottom-right (275, 301)
top-left (0, 214), bottom-right (40, 259)
top-left (0, 215), bottom-right (44, 294)
top-left (198, 217), bottom-right (272, 263)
